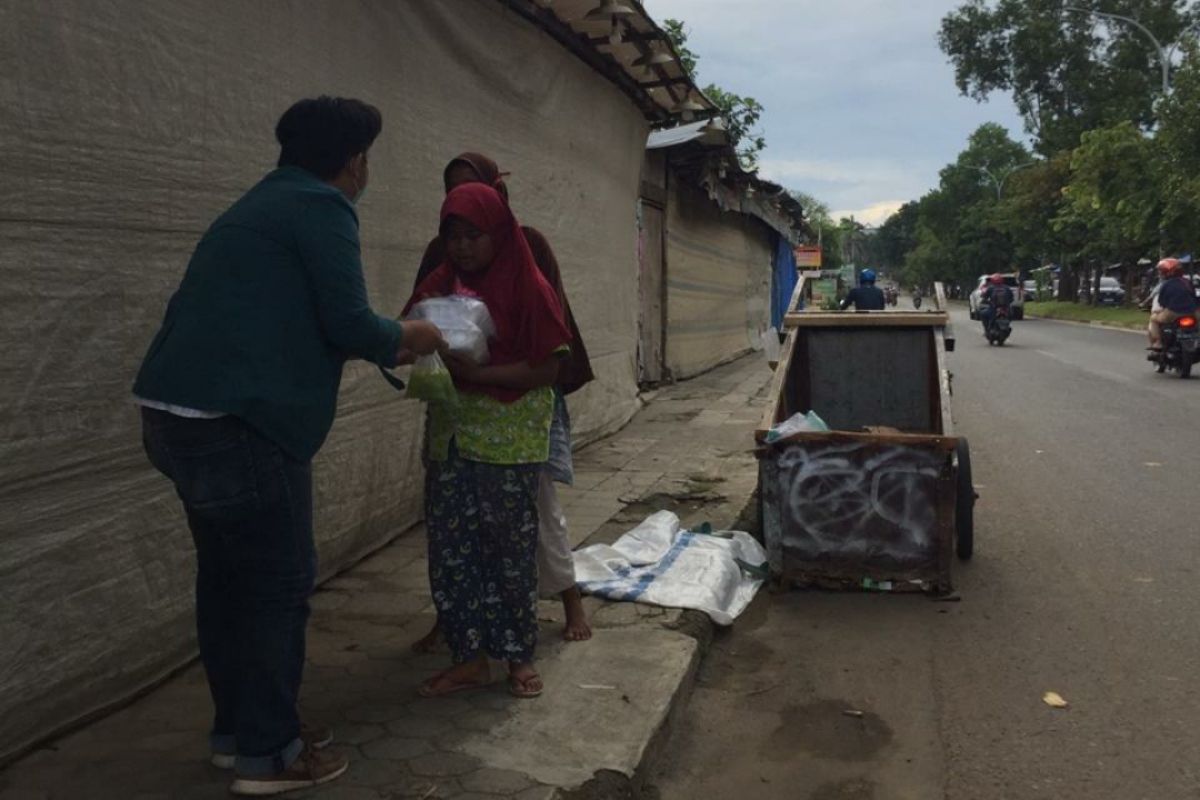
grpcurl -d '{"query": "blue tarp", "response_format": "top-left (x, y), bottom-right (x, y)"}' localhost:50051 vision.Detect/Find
top-left (770, 234), bottom-right (798, 328)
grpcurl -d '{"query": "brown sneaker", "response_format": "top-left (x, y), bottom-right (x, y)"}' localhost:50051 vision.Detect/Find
top-left (211, 724), bottom-right (333, 769)
top-left (300, 722), bottom-right (334, 750)
top-left (228, 746), bottom-right (348, 796)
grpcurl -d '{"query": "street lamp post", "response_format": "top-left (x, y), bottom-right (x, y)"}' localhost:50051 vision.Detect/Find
top-left (1065, 6), bottom-right (1171, 95)
top-left (972, 161), bottom-right (1038, 201)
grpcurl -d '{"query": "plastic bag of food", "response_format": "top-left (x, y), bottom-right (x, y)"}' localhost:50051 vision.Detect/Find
top-left (407, 295), bottom-right (495, 364)
top-left (405, 352), bottom-right (458, 405)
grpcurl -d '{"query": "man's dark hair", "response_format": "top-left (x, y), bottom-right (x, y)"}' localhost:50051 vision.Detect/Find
top-left (275, 96), bottom-right (382, 180)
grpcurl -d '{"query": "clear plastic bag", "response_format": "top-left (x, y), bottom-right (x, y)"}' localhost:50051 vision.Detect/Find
top-left (407, 295), bottom-right (495, 364)
top-left (405, 352), bottom-right (458, 405)
top-left (765, 409), bottom-right (830, 443)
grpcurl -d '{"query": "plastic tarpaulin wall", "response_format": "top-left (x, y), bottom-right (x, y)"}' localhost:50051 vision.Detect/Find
top-left (0, 0), bottom-right (647, 762)
top-left (664, 176), bottom-right (772, 379)
top-left (771, 234), bottom-right (798, 329)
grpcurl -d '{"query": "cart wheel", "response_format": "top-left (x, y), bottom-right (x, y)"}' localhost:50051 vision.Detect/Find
top-left (955, 438), bottom-right (975, 561)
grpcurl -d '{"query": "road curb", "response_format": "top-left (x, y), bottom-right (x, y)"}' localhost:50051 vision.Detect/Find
top-left (558, 458), bottom-right (759, 800)
top-left (1024, 314), bottom-right (1144, 335)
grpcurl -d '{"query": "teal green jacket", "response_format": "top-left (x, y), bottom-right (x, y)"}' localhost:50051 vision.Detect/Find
top-left (133, 166), bottom-right (403, 460)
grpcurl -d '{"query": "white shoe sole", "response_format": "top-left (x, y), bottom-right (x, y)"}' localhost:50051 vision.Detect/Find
top-left (228, 759), bottom-right (348, 796)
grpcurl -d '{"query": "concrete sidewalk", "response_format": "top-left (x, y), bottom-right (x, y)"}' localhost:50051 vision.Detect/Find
top-left (0, 355), bottom-right (771, 800)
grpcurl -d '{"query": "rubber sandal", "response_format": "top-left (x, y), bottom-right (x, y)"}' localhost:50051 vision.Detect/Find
top-left (508, 673), bottom-right (543, 699)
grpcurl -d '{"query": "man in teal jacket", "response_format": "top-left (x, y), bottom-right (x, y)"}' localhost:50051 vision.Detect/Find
top-left (133, 97), bottom-right (441, 796)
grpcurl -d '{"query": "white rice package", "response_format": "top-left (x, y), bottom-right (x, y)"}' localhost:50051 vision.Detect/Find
top-left (407, 295), bottom-right (496, 364)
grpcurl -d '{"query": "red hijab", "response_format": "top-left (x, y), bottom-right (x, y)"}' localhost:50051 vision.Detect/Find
top-left (405, 183), bottom-right (571, 402)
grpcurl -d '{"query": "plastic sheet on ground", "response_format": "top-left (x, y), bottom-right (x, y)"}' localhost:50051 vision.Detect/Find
top-left (573, 511), bottom-right (767, 625)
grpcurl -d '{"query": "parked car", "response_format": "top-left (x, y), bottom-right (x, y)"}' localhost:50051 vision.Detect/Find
top-left (1077, 276), bottom-right (1126, 305)
top-left (969, 274), bottom-right (1025, 320)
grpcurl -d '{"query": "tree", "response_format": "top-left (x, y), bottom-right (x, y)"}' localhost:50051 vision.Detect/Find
top-left (1156, 43), bottom-right (1200, 253)
top-left (663, 19), bottom-right (768, 170)
top-left (872, 202), bottom-right (920, 272)
top-left (939, 0), bottom-right (1197, 154)
top-left (1055, 121), bottom-right (1161, 301)
top-left (900, 124), bottom-right (1033, 288)
top-left (992, 153), bottom-right (1074, 271)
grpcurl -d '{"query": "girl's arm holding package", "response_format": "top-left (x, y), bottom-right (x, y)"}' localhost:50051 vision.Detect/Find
top-left (443, 351), bottom-right (561, 390)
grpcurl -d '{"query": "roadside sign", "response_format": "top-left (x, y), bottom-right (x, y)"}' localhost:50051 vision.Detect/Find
top-left (794, 245), bottom-right (822, 268)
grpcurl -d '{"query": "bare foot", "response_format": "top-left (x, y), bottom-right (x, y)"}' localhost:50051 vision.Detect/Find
top-left (410, 622), bottom-right (442, 654)
top-left (561, 587), bottom-right (592, 641)
top-left (508, 662), bottom-right (543, 698)
top-left (418, 658), bottom-right (490, 698)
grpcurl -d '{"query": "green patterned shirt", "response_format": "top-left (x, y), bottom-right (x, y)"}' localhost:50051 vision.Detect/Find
top-left (427, 386), bottom-right (555, 465)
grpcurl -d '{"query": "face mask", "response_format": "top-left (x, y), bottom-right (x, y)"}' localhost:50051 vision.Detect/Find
top-left (350, 158), bottom-right (368, 205)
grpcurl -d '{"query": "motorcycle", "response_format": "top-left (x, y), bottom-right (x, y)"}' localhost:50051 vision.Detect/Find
top-left (912, 294), bottom-right (923, 309)
top-left (983, 304), bottom-right (1012, 346)
top-left (1150, 313), bottom-right (1199, 378)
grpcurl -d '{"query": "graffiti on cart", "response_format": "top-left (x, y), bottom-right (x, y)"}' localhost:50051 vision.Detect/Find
top-left (774, 442), bottom-right (943, 562)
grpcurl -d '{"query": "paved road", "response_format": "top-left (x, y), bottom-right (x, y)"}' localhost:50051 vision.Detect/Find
top-left (653, 306), bottom-right (1200, 800)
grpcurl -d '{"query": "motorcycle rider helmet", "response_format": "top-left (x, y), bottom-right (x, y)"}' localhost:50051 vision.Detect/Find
top-left (988, 273), bottom-right (1004, 285)
top-left (1157, 258), bottom-right (1183, 278)
top-left (860, 268), bottom-right (876, 284)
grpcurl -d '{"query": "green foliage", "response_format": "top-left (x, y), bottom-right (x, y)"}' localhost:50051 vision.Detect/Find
top-left (882, 3), bottom-right (1200, 299)
top-left (939, 0), bottom-right (1196, 154)
top-left (701, 85), bottom-right (766, 170)
top-left (871, 201), bottom-right (920, 271)
top-left (662, 18), bottom-right (767, 170)
top-left (1056, 121), bottom-right (1161, 262)
top-left (661, 19), bottom-right (697, 77)
top-left (1157, 40), bottom-right (1200, 252)
top-left (787, 190), bottom-right (831, 226)
top-left (886, 124), bottom-right (1033, 287)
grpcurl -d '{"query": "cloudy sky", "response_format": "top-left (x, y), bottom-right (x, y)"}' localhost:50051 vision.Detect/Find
top-left (645, 0), bottom-right (1029, 224)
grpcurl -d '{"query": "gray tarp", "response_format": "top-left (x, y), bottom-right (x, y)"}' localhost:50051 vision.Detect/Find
top-left (0, 0), bottom-right (647, 762)
top-left (665, 178), bottom-right (772, 378)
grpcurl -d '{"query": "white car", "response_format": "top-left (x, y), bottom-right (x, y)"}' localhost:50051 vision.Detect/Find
top-left (969, 274), bottom-right (1025, 320)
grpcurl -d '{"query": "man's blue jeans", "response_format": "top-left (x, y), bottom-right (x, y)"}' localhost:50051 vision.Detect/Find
top-left (141, 408), bottom-right (314, 776)
top-left (979, 303), bottom-right (994, 332)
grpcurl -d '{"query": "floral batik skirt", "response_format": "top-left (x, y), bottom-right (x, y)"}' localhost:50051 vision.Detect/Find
top-left (425, 443), bottom-right (541, 664)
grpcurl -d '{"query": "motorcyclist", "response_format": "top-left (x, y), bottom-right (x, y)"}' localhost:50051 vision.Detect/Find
top-left (979, 273), bottom-right (1013, 333)
top-left (1146, 258), bottom-right (1199, 352)
top-left (840, 269), bottom-right (886, 311)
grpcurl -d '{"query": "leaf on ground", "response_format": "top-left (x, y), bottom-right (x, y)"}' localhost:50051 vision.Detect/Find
top-left (1043, 691), bottom-right (1069, 708)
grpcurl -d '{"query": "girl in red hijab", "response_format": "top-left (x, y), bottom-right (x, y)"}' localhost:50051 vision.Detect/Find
top-left (410, 153), bottom-right (595, 654)
top-left (406, 183), bottom-right (570, 699)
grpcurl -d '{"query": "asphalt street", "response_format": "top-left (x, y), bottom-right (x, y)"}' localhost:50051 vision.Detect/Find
top-left (653, 305), bottom-right (1200, 800)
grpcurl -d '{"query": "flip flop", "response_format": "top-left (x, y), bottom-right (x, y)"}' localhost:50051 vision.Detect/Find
top-left (508, 672), bottom-right (543, 699)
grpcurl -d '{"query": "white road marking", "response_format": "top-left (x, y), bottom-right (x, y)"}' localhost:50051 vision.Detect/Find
top-left (1034, 349), bottom-right (1134, 384)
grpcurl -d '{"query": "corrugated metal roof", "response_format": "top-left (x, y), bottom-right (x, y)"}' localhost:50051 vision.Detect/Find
top-left (646, 120), bottom-right (708, 149)
top-left (498, 0), bottom-right (718, 123)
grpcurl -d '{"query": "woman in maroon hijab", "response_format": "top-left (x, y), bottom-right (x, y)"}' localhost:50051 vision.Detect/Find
top-left (411, 154), bottom-right (595, 653)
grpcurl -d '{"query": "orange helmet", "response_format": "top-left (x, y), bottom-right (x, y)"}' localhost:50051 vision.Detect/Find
top-left (1157, 258), bottom-right (1183, 277)
top-left (989, 273), bottom-right (1004, 285)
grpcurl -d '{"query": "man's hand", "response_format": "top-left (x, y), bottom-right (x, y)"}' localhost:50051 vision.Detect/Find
top-left (400, 320), bottom-right (444, 356)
